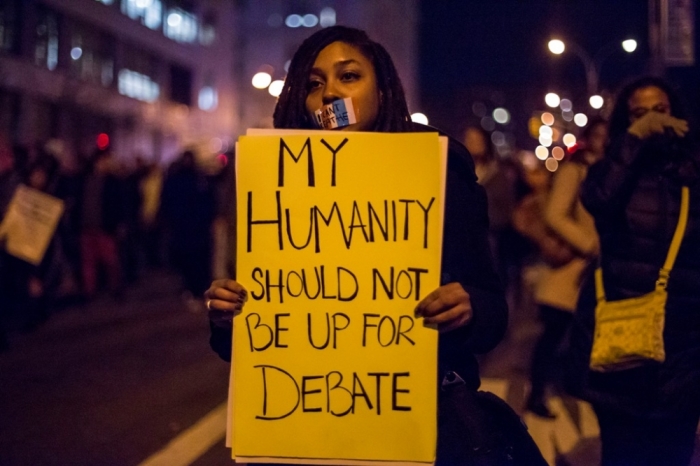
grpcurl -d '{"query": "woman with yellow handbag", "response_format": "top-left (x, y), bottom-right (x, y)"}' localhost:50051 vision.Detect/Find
top-left (565, 76), bottom-right (700, 466)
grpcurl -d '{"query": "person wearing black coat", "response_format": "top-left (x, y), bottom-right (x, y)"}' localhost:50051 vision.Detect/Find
top-left (566, 76), bottom-right (700, 466)
top-left (203, 26), bottom-right (542, 466)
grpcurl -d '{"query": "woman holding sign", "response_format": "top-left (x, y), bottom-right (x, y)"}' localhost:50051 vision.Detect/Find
top-left (206, 26), bottom-right (542, 465)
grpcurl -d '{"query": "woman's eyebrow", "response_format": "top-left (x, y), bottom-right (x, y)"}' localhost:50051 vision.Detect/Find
top-left (310, 59), bottom-right (361, 77)
top-left (333, 59), bottom-right (361, 69)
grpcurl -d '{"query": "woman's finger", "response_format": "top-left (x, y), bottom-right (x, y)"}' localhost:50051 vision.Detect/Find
top-left (207, 297), bottom-right (244, 312)
top-left (210, 279), bottom-right (248, 296)
top-left (423, 305), bottom-right (464, 325)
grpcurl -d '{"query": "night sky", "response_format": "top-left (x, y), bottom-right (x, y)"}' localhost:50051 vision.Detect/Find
top-left (418, 0), bottom-right (656, 143)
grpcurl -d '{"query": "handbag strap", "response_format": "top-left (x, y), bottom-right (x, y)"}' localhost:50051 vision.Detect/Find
top-left (595, 186), bottom-right (690, 302)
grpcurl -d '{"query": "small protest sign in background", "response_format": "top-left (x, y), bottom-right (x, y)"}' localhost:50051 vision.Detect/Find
top-left (0, 184), bottom-right (64, 266)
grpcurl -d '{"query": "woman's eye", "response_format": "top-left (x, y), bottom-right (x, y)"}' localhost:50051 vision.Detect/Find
top-left (341, 72), bottom-right (359, 81)
top-left (307, 80), bottom-right (323, 91)
top-left (631, 109), bottom-right (648, 119)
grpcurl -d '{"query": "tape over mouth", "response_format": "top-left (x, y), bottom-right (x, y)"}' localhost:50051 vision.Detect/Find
top-left (313, 98), bottom-right (358, 129)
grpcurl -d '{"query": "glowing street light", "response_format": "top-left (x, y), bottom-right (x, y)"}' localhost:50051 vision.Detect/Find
top-left (548, 39), bottom-right (565, 55)
top-left (622, 39), bottom-right (638, 53)
top-left (547, 37), bottom-right (638, 97)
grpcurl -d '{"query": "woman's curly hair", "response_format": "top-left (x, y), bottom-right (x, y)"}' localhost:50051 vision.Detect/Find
top-left (273, 26), bottom-right (412, 132)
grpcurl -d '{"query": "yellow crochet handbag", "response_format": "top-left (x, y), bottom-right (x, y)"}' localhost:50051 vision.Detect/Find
top-left (589, 186), bottom-right (689, 372)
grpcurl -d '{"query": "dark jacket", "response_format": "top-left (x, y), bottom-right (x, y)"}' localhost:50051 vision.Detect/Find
top-left (567, 133), bottom-right (700, 418)
top-left (209, 127), bottom-right (508, 390)
top-left (78, 171), bottom-right (124, 235)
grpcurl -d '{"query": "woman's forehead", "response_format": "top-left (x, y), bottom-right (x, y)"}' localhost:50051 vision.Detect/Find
top-left (628, 86), bottom-right (669, 107)
top-left (313, 41), bottom-right (371, 67)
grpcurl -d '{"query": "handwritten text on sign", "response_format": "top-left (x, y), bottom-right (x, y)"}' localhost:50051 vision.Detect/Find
top-left (233, 132), bottom-right (444, 464)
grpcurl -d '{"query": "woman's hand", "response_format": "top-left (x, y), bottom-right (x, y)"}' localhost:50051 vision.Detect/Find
top-left (204, 279), bottom-right (248, 320)
top-left (415, 283), bottom-right (473, 333)
top-left (628, 111), bottom-right (688, 139)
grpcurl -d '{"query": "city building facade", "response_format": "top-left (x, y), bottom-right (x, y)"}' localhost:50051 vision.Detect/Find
top-left (0, 0), bottom-right (418, 166)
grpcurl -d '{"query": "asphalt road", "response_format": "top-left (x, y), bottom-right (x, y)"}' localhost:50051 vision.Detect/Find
top-left (0, 270), bottom-right (229, 466)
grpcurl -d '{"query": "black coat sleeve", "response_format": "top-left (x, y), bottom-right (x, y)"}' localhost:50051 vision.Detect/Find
top-left (438, 139), bottom-right (508, 366)
top-left (581, 134), bottom-right (646, 223)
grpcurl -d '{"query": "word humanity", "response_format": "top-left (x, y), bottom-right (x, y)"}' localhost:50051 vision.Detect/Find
top-left (247, 136), bottom-right (437, 253)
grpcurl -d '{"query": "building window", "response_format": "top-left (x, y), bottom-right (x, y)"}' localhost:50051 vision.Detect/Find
top-left (199, 12), bottom-right (216, 46)
top-left (0, 0), bottom-right (20, 54)
top-left (164, 7), bottom-right (197, 43)
top-left (198, 85), bottom-right (217, 111)
top-left (170, 64), bottom-right (192, 106)
top-left (35, 7), bottom-right (59, 71)
top-left (121, 0), bottom-right (162, 31)
top-left (118, 69), bottom-right (159, 102)
top-left (70, 24), bottom-right (115, 87)
top-left (119, 45), bottom-right (159, 102)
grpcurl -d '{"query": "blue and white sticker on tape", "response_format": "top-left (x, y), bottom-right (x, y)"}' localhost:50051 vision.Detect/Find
top-left (313, 97), bottom-right (358, 129)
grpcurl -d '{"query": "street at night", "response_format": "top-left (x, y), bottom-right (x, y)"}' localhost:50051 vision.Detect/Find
top-left (3, 268), bottom-right (698, 465)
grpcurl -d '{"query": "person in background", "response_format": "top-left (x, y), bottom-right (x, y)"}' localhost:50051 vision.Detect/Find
top-left (160, 150), bottom-right (215, 311)
top-left (0, 135), bottom-right (21, 351)
top-left (17, 153), bottom-right (65, 331)
top-left (567, 76), bottom-right (700, 466)
top-left (78, 149), bottom-right (124, 301)
top-left (138, 158), bottom-right (164, 269)
top-left (118, 159), bottom-right (145, 285)
top-left (522, 119), bottom-right (606, 418)
top-left (464, 126), bottom-right (519, 294)
top-left (48, 139), bottom-right (84, 304)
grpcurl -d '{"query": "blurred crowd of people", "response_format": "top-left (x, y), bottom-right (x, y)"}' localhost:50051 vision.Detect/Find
top-left (0, 137), bottom-right (233, 353)
top-left (467, 75), bottom-right (700, 465)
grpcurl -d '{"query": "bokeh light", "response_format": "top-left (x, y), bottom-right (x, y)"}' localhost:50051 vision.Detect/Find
top-left (96, 133), bottom-right (110, 150)
top-left (252, 72), bottom-right (272, 89)
top-left (552, 146), bottom-right (565, 160)
top-left (480, 116), bottom-right (496, 131)
top-left (539, 125), bottom-right (553, 137)
top-left (491, 131), bottom-right (506, 146)
top-left (560, 99), bottom-right (572, 112)
top-left (411, 112), bottom-right (429, 125)
top-left (493, 108), bottom-right (510, 124)
top-left (545, 158), bottom-right (559, 172)
top-left (535, 145), bottom-right (549, 160)
top-left (563, 133), bottom-right (577, 147)
top-left (541, 112), bottom-right (555, 126)
top-left (589, 95), bottom-right (604, 109)
top-left (545, 93), bottom-right (561, 108)
top-left (209, 137), bottom-right (223, 152)
top-left (472, 101), bottom-right (487, 117)
top-left (268, 80), bottom-right (285, 97)
top-left (285, 14), bottom-right (302, 28)
top-left (574, 113), bottom-right (589, 127)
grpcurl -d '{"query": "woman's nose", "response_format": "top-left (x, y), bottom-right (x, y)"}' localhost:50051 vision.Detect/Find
top-left (322, 80), bottom-right (341, 104)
